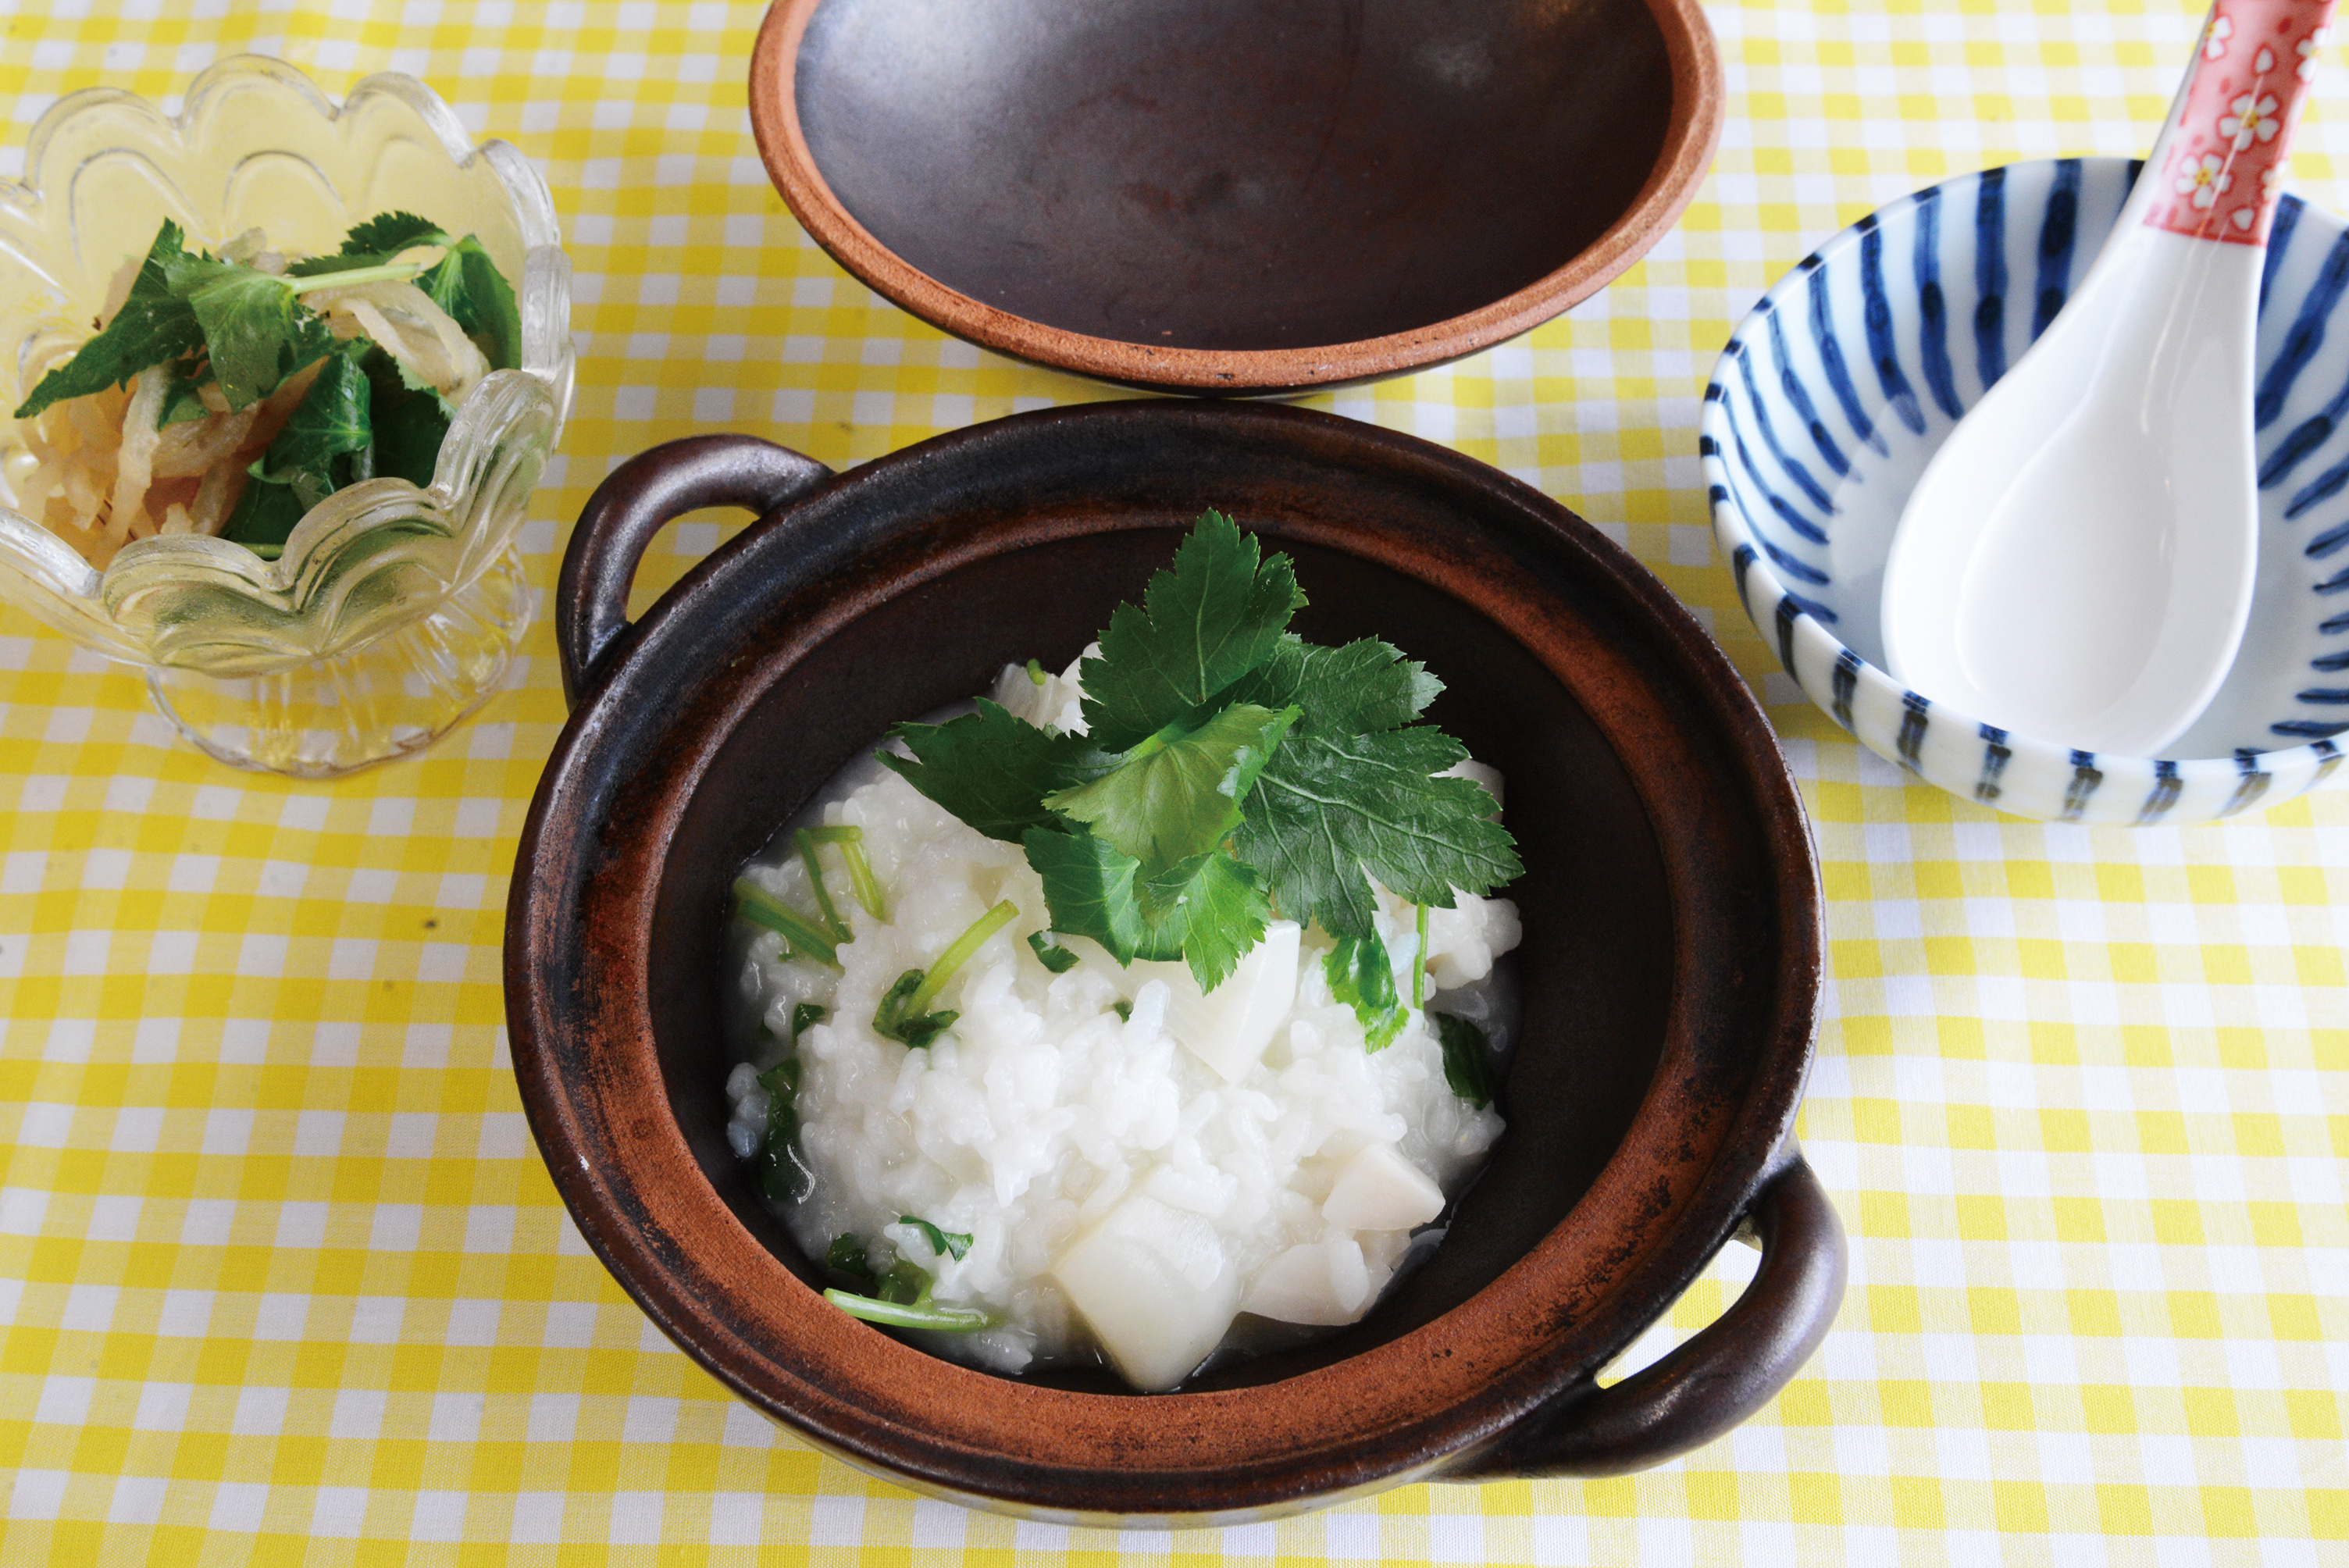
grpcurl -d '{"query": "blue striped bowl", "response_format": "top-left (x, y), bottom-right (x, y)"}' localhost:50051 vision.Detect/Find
top-left (1705, 158), bottom-right (2349, 825)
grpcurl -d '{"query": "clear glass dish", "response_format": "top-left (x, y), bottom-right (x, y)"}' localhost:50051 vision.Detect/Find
top-left (0, 56), bottom-right (573, 775)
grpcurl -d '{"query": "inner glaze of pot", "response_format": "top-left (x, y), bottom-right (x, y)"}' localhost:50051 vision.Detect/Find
top-left (640, 532), bottom-right (1672, 1394)
top-left (793, 0), bottom-right (1675, 351)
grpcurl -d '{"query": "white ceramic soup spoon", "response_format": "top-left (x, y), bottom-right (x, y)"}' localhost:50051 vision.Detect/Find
top-left (1880, 0), bottom-right (2336, 757)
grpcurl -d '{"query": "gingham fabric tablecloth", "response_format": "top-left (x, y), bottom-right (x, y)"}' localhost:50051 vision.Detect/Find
top-left (2, 1), bottom-right (2345, 1561)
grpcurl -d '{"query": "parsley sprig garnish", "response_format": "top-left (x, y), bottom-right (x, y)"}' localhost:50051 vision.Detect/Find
top-left (881, 511), bottom-right (1522, 993)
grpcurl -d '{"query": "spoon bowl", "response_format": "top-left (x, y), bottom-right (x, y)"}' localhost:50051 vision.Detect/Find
top-left (1880, 226), bottom-right (2265, 753)
top-left (1879, 0), bottom-right (2333, 757)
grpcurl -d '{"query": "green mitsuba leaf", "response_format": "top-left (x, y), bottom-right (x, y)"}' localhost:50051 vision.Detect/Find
top-left (1022, 826), bottom-right (1269, 992)
top-left (155, 356), bottom-right (215, 428)
top-left (219, 475), bottom-right (308, 555)
top-left (1432, 1012), bottom-right (1494, 1109)
top-left (251, 340), bottom-right (374, 510)
top-left (1027, 930), bottom-right (1080, 974)
top-left (1022, 827), bottom-right (1152, 964)
top-left (756, 1056), bottom-right (813, 1203)
top-left (1135, 850), bottom-right (1271, 993)
top-left (13, 219), bottom-right (208, 419)
top-left (358, 343), bottom-right (452, 488)
top-left (1042, 702), bottom-right (1297, 877)
top-left (873, 968), bottom-right (957, 1049)
top-left (874, 1260), bottom-right (933, 1305)
top-left (842, 515), bottom-right (1522, 1001)
top-left (1325, 930), bottom-right (1406, 1051)
top-left (1078, 509), bottom-right (1306, 750)
top-left (420, 235), bottom-right (522, 370)
top-left (1224, 633), bottom-right (1443, 736)
top-left (825, 1232), bottom-right (875, 1290)
top-left (161, 251), bottom-right (336, 410)
top-left (1237, 727), bottom-right (1524, 940)
top-left (881, 700), bottom-right (1117, 843)
top-left (900, 1216), bottom-right (973, 1263)
top-left (286, 210), bottom-right (452, 276)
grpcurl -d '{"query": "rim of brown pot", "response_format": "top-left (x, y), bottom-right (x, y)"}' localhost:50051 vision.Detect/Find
top-left (505, 402), bottom-right (1830, 1522)
top-left (746, 0), bottom-right (1725, 395)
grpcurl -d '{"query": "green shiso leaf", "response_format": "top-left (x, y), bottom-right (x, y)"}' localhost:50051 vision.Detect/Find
top-left (1021, 829), bottom-right (1269, 993)
top-left (752, 1003), bottom-right (825, 1205)
top-left (1076, 508), bottom-right (1304, 751)
top-left (13, 220), bottom-right (208, 419)
top-left (355, 342), bottom-right (454, 489)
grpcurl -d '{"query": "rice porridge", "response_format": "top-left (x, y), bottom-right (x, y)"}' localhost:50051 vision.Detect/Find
top-left (723, 656), bottom-right (1523, 1392)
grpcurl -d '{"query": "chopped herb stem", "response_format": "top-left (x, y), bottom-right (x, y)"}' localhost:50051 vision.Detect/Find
top-left (1025, 658), bottom-right (1049, 685)
top-left (732, 875), bottom-right (839, 967)
top-left (283, 259), bottom-right (430, 297)
top-left (1413, 903), bottom-right (1429, 1010)
top-left (822, 1288), bottom-right (993, 1332)
top-left (803, 825), bottom-right (886, 920)
top-left (795, 829), bottom-right (853, 943)
top-left (908, 900), bottom-right (1018, 1017)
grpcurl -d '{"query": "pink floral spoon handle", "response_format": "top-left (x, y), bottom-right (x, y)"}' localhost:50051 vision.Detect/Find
top-left (2143, 0), bottom-right (2338, 244)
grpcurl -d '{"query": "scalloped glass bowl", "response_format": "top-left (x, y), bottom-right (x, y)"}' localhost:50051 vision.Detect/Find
top-left (0, 56), bottom-right (572, 775)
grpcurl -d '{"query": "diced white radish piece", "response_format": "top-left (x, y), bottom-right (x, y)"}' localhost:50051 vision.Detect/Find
top-left (991, 662), bottom-right (1046, 723)
top-left (1240, 1238), bottom-right (1374, 1325)
top-left (1321, 1142), bottom-right (1445, 1231)
top-left (1049, 1189), bottom-right (1239, 1391)
top-left (1157, 921), bottom-right (1301, 1082)
top-left (1438, 758), bottom-right (1504, 812)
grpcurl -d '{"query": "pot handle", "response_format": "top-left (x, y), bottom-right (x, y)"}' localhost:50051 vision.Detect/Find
top-left (1449, 1150), bottom-right (1845, 1480)
top-left (556, 433), bottom-right (835, 704)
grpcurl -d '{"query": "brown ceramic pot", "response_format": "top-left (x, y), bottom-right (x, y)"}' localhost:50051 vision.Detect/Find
top-left (505, 401), bottom-right (1841, 1523)
top-left (747, 0), bottom-right (1724, 395)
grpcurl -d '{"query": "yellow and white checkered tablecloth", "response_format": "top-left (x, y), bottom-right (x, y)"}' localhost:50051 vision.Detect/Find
top-left (2, 0), bottom-right (2345, 1560)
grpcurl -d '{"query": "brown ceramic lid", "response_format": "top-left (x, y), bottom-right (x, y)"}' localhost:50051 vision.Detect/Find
top-left (747, 0), bottom-right (1723, 394)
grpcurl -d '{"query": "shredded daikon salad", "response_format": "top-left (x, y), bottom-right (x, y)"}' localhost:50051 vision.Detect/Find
top-left (11, 212), bottom-right (519, 568)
